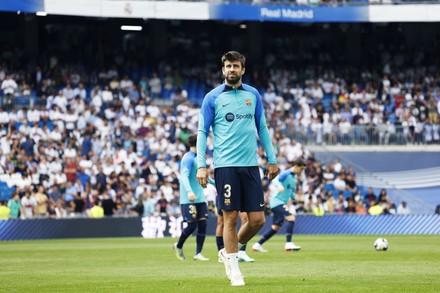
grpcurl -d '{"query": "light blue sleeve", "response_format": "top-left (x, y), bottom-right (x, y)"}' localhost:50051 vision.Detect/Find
top-left (180, 153), bottom-right (194, 194)
top-left (197, 94), bottom-right (215, 168)
top-left (278, 170), bottom-right (291, 182)
top-left (208, 176), bottom-right (215, 185)
top-left (254, 90), bottom-right (277, 164)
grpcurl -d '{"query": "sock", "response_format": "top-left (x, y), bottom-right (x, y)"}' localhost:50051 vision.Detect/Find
top-left (258, 229), bottom-right (278, 245)
top-left (196, 220), bottom-right (207, 254)
top-left (286, 221), bottom-right (295, 243)
top-left (238, 242), bottom-right (247, 250)
top-left (177, 221), bottom-right (197, 249)
top-left (216, 236), bottom-right (224, 251)
top-left (226, 253), bottom-right (242, 277)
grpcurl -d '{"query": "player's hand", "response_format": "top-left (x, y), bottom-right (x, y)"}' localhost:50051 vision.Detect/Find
top-left (196, 167), bottom-right (209, 188)
top-left (265, 164), bottom-right (280, 181)
top-left (188, 192), bottom-right (196, 202)
top-left (279, 185), bottom-right (285, 193)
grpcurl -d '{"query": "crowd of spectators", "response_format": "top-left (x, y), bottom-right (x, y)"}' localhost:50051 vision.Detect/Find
top-left (2, 36), bottom-right (439, 219)
top-left (0, 64), bottom-right (418, 220)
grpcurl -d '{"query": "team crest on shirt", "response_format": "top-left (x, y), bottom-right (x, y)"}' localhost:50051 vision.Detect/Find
top-left (224, 199), bottom-right (231, 206)
top-left (245, 99), bottom-right (251, 106)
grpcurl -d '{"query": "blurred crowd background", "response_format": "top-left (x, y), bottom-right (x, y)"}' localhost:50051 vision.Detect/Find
top-left (0, 12), bottom-right (438, 220)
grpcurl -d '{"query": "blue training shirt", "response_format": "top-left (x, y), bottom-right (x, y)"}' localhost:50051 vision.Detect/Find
top-left (197, 83), bottom-right (277, 169)
top-left (270, 169), bottom-right (298, 209)
top-left (179, 150), bottom-right (205, 204)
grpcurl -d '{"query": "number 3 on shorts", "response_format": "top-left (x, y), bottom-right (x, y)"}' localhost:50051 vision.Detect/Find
top-left (224, 184), bottom-right (231, 198)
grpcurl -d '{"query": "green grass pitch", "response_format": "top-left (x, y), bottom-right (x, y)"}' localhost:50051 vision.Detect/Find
top-left (1, 235), bottom-right (439, 292)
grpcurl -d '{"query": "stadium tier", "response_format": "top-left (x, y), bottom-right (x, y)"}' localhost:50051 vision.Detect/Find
top-left (0, 1), bottom-right (438, 236)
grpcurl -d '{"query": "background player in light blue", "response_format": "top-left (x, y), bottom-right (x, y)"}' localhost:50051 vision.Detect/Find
top-left (174, 134), bottom-right (210, 261)
top-left (196, 51), bottom-right (279, 286)
top-left (252, 159), bottom-right (306, 252)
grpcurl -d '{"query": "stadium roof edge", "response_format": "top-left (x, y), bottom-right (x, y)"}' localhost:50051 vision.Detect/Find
top-left (2, 1), bottom-right (440, 22)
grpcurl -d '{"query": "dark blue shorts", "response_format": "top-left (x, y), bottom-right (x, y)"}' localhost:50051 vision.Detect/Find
top-left (181, 202), bottom-right (209, 222)
top-left (271, 204), bottom-right (292, 226)
top-left (214, 166), bottom-right (264, 213)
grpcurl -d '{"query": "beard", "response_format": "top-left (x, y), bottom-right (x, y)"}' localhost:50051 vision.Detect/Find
top-left (225, 75), bottom-right (241, 85)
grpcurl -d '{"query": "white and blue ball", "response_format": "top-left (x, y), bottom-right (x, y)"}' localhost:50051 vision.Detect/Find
top-left (374, 238), bottom-right (389, 251)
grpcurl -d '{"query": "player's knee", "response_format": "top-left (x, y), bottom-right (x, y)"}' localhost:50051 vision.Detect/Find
top-left (250, 217), bottom-right (265, 230)
top-left (184, 221), bottom-right (197, 234)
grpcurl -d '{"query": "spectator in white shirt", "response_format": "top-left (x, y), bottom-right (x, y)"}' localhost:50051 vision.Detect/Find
top-left (62, 83), bottom-right (75, 101)
top-left (0, 107), bottom-right (10, 124)
top-left (148, 72), bottom-right (162, 98)
top-left (49, 125), bottom-right (62, 142)
top-left (263, 87), bottom-right (277, 104)
top-left (27, 105), bottom-right (40, 125)
top-left (53, 91), bottom-right (68, 112)
top-left (102, 85), bottom-right (113, 104)
top-left (64, 107), bottom-right (79, 133)
top-left (120, 75), bottom-right (134, 92)
top-left (1, 75), bottom-right (17, 109)
top-left (333, 174), bottom-right (347, 191)
top-left (73, 83), bottom-right (87, 100)
top-left (397, 201), bottom-right (411, 215)
top-left (1, 75), bottom-right (17, 96)
top-left (135, 99), bottom-right (147, 117)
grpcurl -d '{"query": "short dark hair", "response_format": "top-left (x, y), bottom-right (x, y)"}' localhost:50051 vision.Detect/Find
top-left (292, 159), bottom-right (306, 167)
top-left (222, 51), bottom-right (246, 68)
top-left (188, 134), bottom-right (197, 148)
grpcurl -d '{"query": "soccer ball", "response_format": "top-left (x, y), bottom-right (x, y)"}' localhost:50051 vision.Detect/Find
top-left (374, 238), bottom-right (389, 251)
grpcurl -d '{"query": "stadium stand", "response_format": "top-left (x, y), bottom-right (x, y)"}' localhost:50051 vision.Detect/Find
top-left (0, 3), bottom-right (439, 222)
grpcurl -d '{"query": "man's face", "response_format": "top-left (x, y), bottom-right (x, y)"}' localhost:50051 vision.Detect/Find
top-left (222, 60), bottom-right (245, 85)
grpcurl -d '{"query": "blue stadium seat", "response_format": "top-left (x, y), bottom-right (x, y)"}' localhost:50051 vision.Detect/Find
top-left (14, 121), bottom-right (22, 130)
top-left (332, 189), bottom-right (341, 198)
top-left (47, 120), bottom-right (55, 131)
top-left (344, 190), bottom-right (353, 199)
top-left (0, 182), bottom-right (15, 201)
top-left (324, 183), bottom-right (335, 192)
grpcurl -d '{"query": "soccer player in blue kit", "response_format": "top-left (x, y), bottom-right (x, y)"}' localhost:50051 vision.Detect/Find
top-left (196, 51), bottom-right (279, 286)
top-left (252, 159), bottom-right (306, 252)
top-left (174, 134), bottom-right (210, 261)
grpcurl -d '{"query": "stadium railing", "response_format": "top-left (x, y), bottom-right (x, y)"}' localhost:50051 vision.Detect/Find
top-left (286, 124), bottom-right (440, 145)
top-left (2, 95), bottom-right (439, 146)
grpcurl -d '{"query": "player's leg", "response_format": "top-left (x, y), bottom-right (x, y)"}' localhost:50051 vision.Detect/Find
top-left (215, 167), bottom-right (243, 284)
top-left (193, 219), bottom-right (209, 260)
top-left (222, 210), bottom-right (244, 286)
top-left (173, 203), bottom-right (197, 261)
top-left (237, 167), bottom-right (265, 246)
top-left (194, 203), bottom-right (209, 261)
top-left (216, 198), bottom-right (225, 252)
top-left (216, 214), bottom-right (225, 262)
top-left (174, 221), bottom-right (196, 260)
top-left (284, 214), bottom-right (301, 251)
top-left (252, 205), bottom-right (284, 252)
top-left (237, 211), bottom-right (265, 244)
top-left (222, 210), bottom-right (239, 253)
top-left (237, 212), bottom-right (254, 262)
top-left (252, 223), bottom-right (280, 252)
